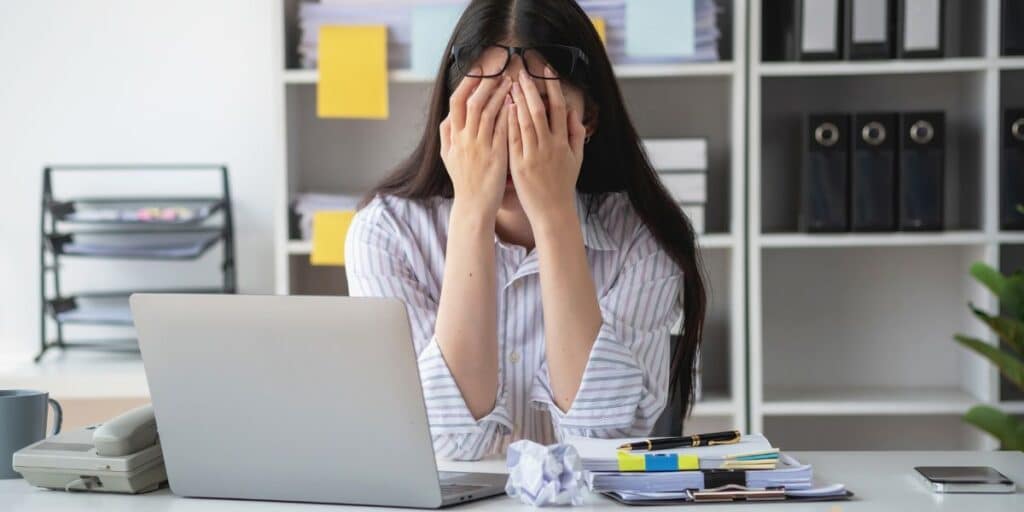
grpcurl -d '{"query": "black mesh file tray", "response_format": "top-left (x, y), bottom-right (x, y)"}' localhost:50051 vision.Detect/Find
top-left (48, 230), bottom-right (222, 260)
top-left (49, 197), bottom-right (225, 225)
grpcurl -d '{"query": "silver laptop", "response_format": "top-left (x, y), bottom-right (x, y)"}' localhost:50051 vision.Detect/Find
top-left (130, 294), bottom-right (508, 508)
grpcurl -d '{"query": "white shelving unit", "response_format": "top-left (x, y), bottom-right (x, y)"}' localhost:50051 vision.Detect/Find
top-left (271, 0), bottom-right (748, 433)
top-left (747, 0), bottom-right (1020, 449)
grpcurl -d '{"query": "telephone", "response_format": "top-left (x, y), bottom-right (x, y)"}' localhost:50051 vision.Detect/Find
top-left (13, 404), bottom-right (167, 493)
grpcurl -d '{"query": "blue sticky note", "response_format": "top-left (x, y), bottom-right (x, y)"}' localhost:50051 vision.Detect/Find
top-left (411, 4), bottom-right (465, 77)
top-left (644, 454), bottom-right (680, 472)
top-left (626, 0), bottom-right (696, 58)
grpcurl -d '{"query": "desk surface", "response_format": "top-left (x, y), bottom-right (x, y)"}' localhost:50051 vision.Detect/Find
top-left (2, 451), bottom-right (1023, 511)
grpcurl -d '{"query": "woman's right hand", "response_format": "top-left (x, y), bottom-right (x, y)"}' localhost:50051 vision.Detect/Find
top-left (440, 73), bottom-right (514, 218)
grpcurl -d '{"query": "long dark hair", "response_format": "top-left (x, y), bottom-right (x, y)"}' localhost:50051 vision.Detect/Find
top-left (362, 0), bottom-right (707, 420)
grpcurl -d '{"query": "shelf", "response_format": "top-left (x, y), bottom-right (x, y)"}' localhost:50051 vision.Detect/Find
top-left (758, 231), bottom-right (989, 249)
top-left (282, 62), bottom-right (736, 85)
top-left (999, 57), bottom-right (1024, 70)
top-left (690, 391), bottom-right (736, 417)
top-left (287, 233), bottom-right (733, 256)
top-left (52, 198), bottom-right (224, 226)
top-left (997, 232), bottom-right (1024, 244)
top-left (0, 353), bottom-right (149, 399)
top-left (761, 388), bottom-right (979, 416)
top-left (48, 231), bottom-right (224, 260)
top-left (758, 58), bottom-right (989, 77)
top-left (999, 401), bottom-right (1024, 414)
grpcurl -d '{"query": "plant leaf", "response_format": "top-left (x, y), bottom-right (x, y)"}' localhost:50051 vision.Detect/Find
top-left (970, 262), bottom-right (1024, 320)
top-left (954, 335), bottom-right (1024, 389)
top-left (1018, 204), bottom-right (1024, 215)
top-left (969, 304), bottom-right (1024, 355)
top-left (970, 262), bottom-right (1006, 299)
top-left (963, 405), bottom-right (1024, 450)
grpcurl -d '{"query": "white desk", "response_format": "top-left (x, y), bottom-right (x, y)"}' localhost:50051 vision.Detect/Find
top-left (2, 451), bottom-right (1022, 511)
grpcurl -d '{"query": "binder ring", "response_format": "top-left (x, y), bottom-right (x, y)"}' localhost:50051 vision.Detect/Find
top-left (909, 120), bottom-right (934, 144)
top-left (861, 122), bottom-right (886, 146)
top-left (814, 123), bottom-right (840, 147)
top-left (1012, 118), bottom-right (1024, 141)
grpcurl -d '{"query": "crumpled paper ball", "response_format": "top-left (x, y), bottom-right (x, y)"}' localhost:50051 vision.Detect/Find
top-left (505, 440), bottom-right (586, 507)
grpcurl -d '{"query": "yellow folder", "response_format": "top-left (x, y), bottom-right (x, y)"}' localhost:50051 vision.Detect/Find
top-left (310, 210), bottom-right (356, 266)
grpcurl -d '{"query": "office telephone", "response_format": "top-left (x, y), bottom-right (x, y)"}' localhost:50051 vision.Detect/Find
top-left (13, 404), bottom-right (167, 493)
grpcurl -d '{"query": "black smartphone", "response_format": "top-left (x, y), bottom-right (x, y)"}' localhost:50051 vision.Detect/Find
top-left (914, 466), bottom-right (1016, 493)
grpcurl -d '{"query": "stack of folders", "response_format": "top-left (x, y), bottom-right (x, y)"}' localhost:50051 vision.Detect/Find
top-left (577, 0), bottom-right (721, 64)
top-left (565, 434), bottom-right (852, 505)
top-left (643, 138), bottom-right (707, 233)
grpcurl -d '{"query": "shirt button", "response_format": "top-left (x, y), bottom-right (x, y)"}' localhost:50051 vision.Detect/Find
top-left (509, 351), bottom-right (521, 364)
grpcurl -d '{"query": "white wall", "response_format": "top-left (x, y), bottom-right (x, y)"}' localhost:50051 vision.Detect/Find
top-left (0, 1), bottom-right (279, 359)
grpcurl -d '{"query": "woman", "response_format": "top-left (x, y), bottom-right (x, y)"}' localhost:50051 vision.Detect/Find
top-left (345, 0), bottom-right (706, 461)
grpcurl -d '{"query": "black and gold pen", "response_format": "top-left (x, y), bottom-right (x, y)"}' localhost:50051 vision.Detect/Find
top-left (616, 430), bottom-right (741, 452)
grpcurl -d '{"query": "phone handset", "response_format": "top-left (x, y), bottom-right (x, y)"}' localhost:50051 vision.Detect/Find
top-left (93, 404), bottom-right (159, 456)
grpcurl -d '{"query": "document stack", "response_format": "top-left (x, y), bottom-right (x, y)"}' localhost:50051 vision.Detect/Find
top-left (297, 0), bottom-right (469, 70)
top-left (643, 138), bottom-right (707, 233)
top-left (565, 434), bottom-right (851, 504)
top-left (291, 193), bottom-right (362, 241)
top-left (577, 0), bottom-right (721, 64)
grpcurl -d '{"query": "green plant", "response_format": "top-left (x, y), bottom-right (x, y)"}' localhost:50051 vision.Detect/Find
top-left (954, 262), bottom-right (1024, 450)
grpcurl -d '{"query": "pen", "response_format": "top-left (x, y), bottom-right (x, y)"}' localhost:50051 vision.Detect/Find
top-left (616, 430), bottom-right (741, 452)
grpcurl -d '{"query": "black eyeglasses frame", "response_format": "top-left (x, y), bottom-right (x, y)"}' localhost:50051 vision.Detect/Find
top-left (449, 44), bottom-right (589, 80)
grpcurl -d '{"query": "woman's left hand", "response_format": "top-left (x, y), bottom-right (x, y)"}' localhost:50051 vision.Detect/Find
top-left (508, 67), bottom-right (587, 228)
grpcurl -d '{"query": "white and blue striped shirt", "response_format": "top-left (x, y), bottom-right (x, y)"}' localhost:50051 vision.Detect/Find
top-left (345, 192), bottom-right (683, 460)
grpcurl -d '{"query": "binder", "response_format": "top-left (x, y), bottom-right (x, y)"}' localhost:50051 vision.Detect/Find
top-left (1005, 0), bottom-right (1024, 56)
top-left (797, 0), bottom-right (843, 60)
top-left (851, 113), bottom-right (898, 231)
top-left (898, 112), bottom-right (945, 231)
top-left (846, 0), bottom-right (895, 59)
top-left (762, 0), bottom-right (797, 61)
top-left (801, 114), bottom-right (851, 232)
top-left (1002, 108), bottom-right (1024, 230)
top-left (897, 0), bottom-right (944, 58)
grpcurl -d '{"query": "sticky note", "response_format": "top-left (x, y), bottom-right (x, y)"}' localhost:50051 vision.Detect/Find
top-left (591, 16), bottom-right (607, 45)
top-left (625, 0), bottom-right (695, 58)
top-left (318, 25), bottom-right (389, 119)
top-left (310, 210), bottom-right (356, 266)
top-left (412, 5), bottom-right (464, 77)
top-left (617, 451), bottom-right (646, 472)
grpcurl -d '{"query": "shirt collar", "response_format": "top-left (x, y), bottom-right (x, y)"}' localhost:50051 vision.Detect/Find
top-left (575, 193), bottom-right (616, 251)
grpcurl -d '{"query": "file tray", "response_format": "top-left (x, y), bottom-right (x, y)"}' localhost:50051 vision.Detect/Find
top-left (47, 231), bottom-right (222, 260)
top-left (49, 197), bottom-right (225, 225)
top-left (49, 296), bottom-right (133, 326)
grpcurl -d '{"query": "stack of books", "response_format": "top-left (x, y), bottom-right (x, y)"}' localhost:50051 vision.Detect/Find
top-left (565, 433), bottom-right (850, 504)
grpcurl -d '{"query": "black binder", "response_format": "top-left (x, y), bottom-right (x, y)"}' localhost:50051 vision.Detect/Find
top-left (1003, 108), bottom-right (1024, 230)
top-left (762, 0), bottom-right (797, 61)
top-left (896, 0), bottom-right (944, 58)
top-left (1004, 0), bottom-right (1024, 56)
top-left (797, 0), bottom-right (843, 60)
top-left (801, 114), bottom-right (851, 232)
top-left (846, 0), bottom-right (895, 59)
top-left (851, 113), bottom-right (898, 231)
top-left (898, 112), bottom-right (945, 231)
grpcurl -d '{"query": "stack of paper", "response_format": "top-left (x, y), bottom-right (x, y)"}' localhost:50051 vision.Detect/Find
top-left (565, 434), bottom-right (850, 503)
top-left (642, 138), bottom-right (708, 233)
top-left (577, 0), bottom-right (721, 64)
top-left (293, 193), bottom-right (362, 241)
top-left (297, 0), bottom-right (469, 70)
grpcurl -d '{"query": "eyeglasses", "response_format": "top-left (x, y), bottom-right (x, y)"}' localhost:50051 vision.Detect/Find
top-left (450, 44), bottom-right (589, 80)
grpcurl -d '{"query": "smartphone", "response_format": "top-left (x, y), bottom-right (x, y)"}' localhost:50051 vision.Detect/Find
top-left (914, 466), bottom-right (1016, 493)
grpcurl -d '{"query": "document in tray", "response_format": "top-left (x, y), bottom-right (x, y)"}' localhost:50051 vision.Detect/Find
top-left (566, 433), bottom-right (779, 472)
top-left (605, 482), bottom-right (850, 504)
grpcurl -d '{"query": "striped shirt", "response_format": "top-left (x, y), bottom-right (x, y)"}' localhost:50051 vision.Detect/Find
top-left (345, 192), bottom-right (683, 460)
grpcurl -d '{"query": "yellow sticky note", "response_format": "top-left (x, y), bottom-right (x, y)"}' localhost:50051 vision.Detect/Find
top-left (675, 454), bottom-right (699, 470)
top-left (591, 16), bottom-right (607, 45)
top-left (616, 450), bottom-right (646, 472)
top-left (318, 25), bottom-right (389, 119)
top-left (310, 210), bottom-right (356, 266)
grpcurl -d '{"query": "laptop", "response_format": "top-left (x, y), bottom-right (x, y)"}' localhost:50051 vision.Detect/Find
top-left (130, 294), bottom-right (508, 508)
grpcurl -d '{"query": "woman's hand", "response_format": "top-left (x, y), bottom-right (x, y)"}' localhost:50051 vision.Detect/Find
top-left (440, 72), bottom-right (514, 219)
top-left (508, 67), bottom-right (587, 228)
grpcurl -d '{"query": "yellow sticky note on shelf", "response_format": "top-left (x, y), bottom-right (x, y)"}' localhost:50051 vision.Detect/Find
top-left (318, 25), bottom-right (389, 119)
top-left (591, 16), bottom-right (607, 45)
top-left (310, 210), bottom-right (356, 266)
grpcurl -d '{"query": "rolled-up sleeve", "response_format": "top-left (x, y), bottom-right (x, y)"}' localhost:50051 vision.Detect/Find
top-left (530, 224), bottom-right (682, 440)
top-left (345, 199), bottom-right (512, 460)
